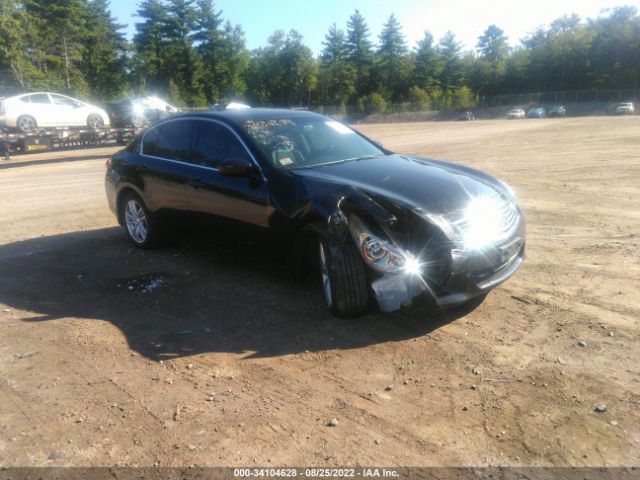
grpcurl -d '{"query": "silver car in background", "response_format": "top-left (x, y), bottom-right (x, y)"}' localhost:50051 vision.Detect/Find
top-left (506, 108), bottom-right (526, 119)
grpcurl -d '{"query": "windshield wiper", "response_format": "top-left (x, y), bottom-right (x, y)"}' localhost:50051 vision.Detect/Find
top-left (296, 153), bottom-right (386, 170)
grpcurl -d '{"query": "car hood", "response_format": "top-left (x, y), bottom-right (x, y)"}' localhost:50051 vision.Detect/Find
top-left (292, 154), bottom-right (510, 217)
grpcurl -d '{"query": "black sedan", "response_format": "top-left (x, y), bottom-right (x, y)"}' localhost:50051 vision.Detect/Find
top-left (105, 109), bottom-right (525, 317)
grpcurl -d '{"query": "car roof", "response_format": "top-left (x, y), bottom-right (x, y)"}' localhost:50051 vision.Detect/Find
top-left (171, 108), bottom-right (328, 128)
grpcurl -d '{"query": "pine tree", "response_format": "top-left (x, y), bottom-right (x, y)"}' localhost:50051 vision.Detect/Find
top-left (165, 0), bottom-right (205, 106)
top-left (193, 0), bottom-right (224, 102)
top-left (25, 0), bottom-right (89, 93)
top-left (437, 31), bottom-right (464, 91)
top-left (134, 0), bottom-right (170, 94)
top-left (345, 9), bottom-right (373, 100)
top-left (80, 0), bottom-right (128, 100)
top-left (474, 25), bottom-right (509, 95)
top-left (375, 13), bottom-right (410, 101)
top-left (413, 31), bottom-right (443, 92)
top-left (319, 23), bottom-right (355, 106)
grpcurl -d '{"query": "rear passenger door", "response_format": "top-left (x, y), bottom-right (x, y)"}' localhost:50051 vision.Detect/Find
top-left (185, 120), bottom-right (270, 227)
top-left (21, 93), bottom-right (56, 127)
top-left (139, 119), bottom-right (194, 212)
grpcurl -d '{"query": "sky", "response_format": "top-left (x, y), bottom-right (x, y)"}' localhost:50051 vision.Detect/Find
top-left (110, 0), bottom-right (638, 55)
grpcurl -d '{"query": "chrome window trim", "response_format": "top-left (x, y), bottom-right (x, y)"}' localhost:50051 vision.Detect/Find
top-left (139, 116), bottom-right (265, 178)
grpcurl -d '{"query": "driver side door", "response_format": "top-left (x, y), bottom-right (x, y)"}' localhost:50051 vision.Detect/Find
top-left (185, 120), bottom-right (270, 228)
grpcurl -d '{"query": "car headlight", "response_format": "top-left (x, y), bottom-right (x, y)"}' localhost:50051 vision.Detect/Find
top-left (349, 216), bottom-right (422, 275)
top-left (420, 190), bottom-right (518, 251)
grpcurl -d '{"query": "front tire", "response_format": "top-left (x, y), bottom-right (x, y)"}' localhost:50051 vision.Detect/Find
top-left (318, 238), bottom-right (369, 318)
top-left (121, 192), bottom-right (161, 249)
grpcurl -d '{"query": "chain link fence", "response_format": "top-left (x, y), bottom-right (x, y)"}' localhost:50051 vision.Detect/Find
top-left (315, 88), bottom-right (639, 117)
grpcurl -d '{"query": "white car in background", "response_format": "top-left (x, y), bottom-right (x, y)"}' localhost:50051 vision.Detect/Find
top-left (506, 108), bottom-right (526, 119)
top-left (0, 92), bottom-right (110, 132)
top-left (615, 102), bottom-right (635, 115)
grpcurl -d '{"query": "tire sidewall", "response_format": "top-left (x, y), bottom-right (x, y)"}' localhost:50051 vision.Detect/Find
top-left (121, 192), bottom-right (157, 249)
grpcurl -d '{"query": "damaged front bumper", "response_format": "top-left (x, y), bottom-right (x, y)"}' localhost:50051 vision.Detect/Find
top-left (369, 225), bottom-right (526, 313)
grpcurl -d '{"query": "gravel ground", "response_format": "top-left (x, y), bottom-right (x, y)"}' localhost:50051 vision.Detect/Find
top-left (0, 116), bottom-right (638, 467)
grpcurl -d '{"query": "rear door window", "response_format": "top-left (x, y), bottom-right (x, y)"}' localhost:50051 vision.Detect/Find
top-left (22, 94), bottom-right (51, 104)
top-left (155, 120), bottom-right (194, 162)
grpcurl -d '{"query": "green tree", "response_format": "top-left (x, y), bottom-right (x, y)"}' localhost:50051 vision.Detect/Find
top-left (345, 9), bottom-right (373, 100)
top-left (473, 25), bottom-right (509, 95)
top-left (588, 6), bottom-right (640, 88)
top-left (437, 31), bottom-right (464, 92)
top-left (164, 0), bottom-right (205, 106)
top-left (193, 0), bottom-right (224, 102)
top-left (25, 0), bottom-right (89, 93)
top-left (374, 13), bottom-right (410, 101)
top-left (133, 0), bottom-right (170, 94)
top-left (246, 30), bottom-right (316, 107)
top-left (0, 0), bottom-right (28, 90)
top-left (79, 0), bottom-right (128, 100)
top-left (413, 31), bottom-right (442, 92)
top-left (318, 23), bottom-right (355, 106)
top-left (217, 21), bottom-right (250, 101)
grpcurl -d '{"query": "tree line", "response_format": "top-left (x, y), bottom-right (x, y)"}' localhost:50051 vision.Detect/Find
top-left (1, 1), bottom-right (638, 112)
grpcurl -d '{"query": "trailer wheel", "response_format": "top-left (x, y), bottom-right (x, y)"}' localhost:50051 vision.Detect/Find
top-left (87, 114), bottom-right (104, 129)
top-left (16, 115), bottom-right (37, 133)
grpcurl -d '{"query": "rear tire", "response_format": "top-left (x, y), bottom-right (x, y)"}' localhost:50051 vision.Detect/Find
top-left (16, 115), bottom-right (37, 133)
top-left (318, 238), bottom-right (369, 318)
top-left (120, 192), bottom-right (162, 249)
top-left (87, 114), bottom-right (104, 129)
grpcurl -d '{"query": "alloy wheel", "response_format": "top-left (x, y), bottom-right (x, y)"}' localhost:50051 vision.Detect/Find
top-left (125, 199), bottom-right (148, 244)
top-left (17, 116), bottom-right (36, 133)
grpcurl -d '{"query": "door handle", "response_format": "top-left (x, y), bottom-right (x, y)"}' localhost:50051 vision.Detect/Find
top-left (189, 178), bottom-right (204, 189)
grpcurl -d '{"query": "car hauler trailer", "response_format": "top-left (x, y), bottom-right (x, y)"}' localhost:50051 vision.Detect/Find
top-left (0, 126), bottom-right (143, 161)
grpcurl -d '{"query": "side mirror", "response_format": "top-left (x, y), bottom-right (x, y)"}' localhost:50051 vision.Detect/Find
top-left (218, 158), bottom-right (253, 176)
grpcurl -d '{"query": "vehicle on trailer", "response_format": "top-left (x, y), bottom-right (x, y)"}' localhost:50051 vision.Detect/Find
top-left (457, 111), bottom-right (474, 121)
top-left (548, 105), bottom-right (566, 118)
top-left (506, 108), bottom-right (525, 119)
top-left (105, 109), bottom-right (525, 317)
top-left (106, 96), bottom-right (179, 128)
top-left (527, 107), bottom-right (546, 118)
top-left (0, 92), bottom-right (110, 133)
top-left (615, 102), bottom-right (635, 115)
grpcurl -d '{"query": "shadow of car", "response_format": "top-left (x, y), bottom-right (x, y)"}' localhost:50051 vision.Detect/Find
top-left (0, 227), bottom-right (479, 360)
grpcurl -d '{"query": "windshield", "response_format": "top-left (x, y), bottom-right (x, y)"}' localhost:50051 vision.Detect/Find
top-left (243, 118), bottom-right (385, 169)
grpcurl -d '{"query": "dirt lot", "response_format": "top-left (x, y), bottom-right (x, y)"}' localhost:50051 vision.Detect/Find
top-left (0, 116), bottom-right (638, 468)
